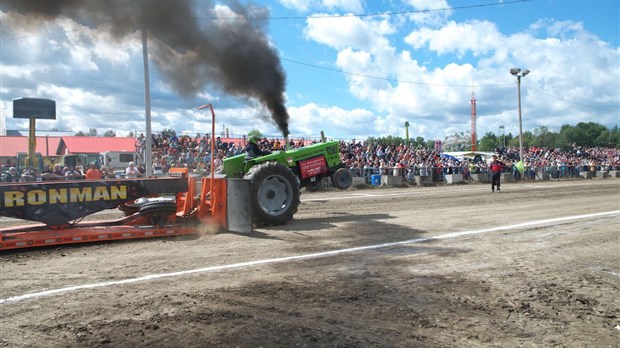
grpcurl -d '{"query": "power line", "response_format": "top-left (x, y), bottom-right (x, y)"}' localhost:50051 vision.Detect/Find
top-left (283, 58), bottom-right (620, 111)
top-left (523, 85), bottom-right (620, 112)
top-left (281, 57), bottom-right (511, 87)
top-left (1, 0), bottom-right (535, 42)
top-left (204, 0), bottom-right (534, 20)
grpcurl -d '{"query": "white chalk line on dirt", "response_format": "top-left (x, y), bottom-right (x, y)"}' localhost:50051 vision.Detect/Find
top-left (301, 181), bottom-right (606, 202)
top-left (1, 210), bottom-right (619, 305)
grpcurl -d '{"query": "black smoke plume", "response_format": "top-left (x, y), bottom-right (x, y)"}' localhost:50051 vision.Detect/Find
top-left (1, 0), bottom-right (290, 136)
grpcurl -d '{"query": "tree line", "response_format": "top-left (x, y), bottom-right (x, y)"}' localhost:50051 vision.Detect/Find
top-left (74, 128), bottom-right (116, 137)
top-left (477, 122), bottom-right (620, 151)
top-left (366, 122), bottom-right (620, 151)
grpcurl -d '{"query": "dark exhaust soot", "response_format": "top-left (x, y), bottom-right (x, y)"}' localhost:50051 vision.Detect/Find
top-left (2, 0), bottom-right (290, 136)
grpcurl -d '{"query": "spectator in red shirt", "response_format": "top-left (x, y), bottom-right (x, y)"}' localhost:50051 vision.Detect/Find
top-left (490, 154), bottom-right (505, 192)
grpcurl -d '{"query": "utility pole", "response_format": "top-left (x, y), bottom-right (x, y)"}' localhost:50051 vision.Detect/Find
top-left (142, 5), bottom-right (153, 177)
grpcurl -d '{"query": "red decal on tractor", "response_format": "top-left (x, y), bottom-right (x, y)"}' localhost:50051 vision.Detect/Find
top-left (299, 157), bottom-right (328, 179)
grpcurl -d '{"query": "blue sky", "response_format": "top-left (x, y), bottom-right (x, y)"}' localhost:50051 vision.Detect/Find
top-left (1, 0), bottom-right (619, 144)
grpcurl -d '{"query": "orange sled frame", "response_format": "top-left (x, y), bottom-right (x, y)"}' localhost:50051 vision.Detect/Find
top-left (0, 168), bottom-right (227, 251)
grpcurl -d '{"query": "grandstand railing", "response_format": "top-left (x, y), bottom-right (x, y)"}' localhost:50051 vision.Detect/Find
top-left (10, 164), bottom-right (619, 183)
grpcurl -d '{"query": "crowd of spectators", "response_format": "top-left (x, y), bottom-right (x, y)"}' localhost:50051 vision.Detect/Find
top-left (139, 132), bottom-right (305, 175)
top-left (3, 130), bottom-right (619, 183)
top-left (0, 161), bottom-right (136, 183)
top-left (337, 140), bottom-right (620, 182)
top-left (139, 132), bottom-right (620, 183)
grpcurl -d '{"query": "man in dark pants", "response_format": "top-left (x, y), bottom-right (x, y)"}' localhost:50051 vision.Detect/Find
top-left (490, 154), bottom-right (505, 192)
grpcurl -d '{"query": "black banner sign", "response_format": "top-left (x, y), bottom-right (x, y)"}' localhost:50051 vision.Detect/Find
top-left (0, 178), bottom-right (188, 226)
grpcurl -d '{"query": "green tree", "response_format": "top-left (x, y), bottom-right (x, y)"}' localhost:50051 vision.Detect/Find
top-left (581, 122), bottom-right (608, 146)
top-left (609, 125), bottom-right (620, 147)
top-left (75, 130), bottom-right (86, 136)
top-left (559, 122), bottom-right (608, 147)
top-left (357, 121), bottom-right (617, 151)
top-left (247, 129), bottom-right (263, 139)
top-left (372, 136), bottom-right (409, 146)
top-left (532, 126), bottom-right (558, 148)
top-left (161, 128), bottom-right (175, 138)
top-left (385, 135), bottom-right (406, 146)
top-left (478, 132), bottom-right (498, 151)
top-left (598, 127), bottom-right (620, 148)
top-left (87, 128), bottom-right (98, 136)
top-left (504, 133), bottom-right (514, 148)
top-left (380, 136), bottom-right (393, 145)
top-left (509, 131), bottom-right (533, 149)
top-left (557, 124), bottom-right (575, 147)
top-left (103, 130), bottom-right (116, 137)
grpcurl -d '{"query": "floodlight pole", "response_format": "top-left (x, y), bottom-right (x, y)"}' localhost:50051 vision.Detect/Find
top-left (404, 121), bottom-right (410, 147)
top-left (510, 68), bottom-right (529, 162)
top-left (499, 125), bottom-right (505, 148)
top-left (12, 97), bottom-right (56, 170)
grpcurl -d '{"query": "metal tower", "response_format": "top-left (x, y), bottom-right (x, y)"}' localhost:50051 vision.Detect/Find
top-left (470, 92), bottom-right (477, 151)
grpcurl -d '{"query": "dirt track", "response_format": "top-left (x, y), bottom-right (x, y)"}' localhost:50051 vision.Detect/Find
top-left (1, 179), bottom-right (619, 347)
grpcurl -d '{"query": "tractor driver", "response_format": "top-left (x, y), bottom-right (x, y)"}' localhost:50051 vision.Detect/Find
top-left (245, 136), bottom-right (271, 159)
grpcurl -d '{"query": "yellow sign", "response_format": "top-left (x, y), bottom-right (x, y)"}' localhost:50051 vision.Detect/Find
top-left (2, 185), bottom-right (127, 208)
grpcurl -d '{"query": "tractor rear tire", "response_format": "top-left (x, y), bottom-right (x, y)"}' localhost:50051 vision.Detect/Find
top-left (244, 162), bottom-right (300, 226)
top-left (332, 168), bottom-right (353, 190)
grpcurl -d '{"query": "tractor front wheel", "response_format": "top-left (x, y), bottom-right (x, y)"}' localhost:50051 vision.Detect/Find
top-left (244, 162), bottom-right (301, 226)
top-left (332, 168), bottom-right (353, 190)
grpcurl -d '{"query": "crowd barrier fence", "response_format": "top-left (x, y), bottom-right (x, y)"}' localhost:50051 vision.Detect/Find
top-left (347, 165), bottom-right (620, 185)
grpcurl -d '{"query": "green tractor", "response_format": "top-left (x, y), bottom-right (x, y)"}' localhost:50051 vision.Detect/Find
top-left (221, 139), bottom-right (352, 226)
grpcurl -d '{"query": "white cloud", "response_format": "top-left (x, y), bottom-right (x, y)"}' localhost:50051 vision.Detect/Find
top-left (405, 20), bottom-right (502, 57)
top-left (0, 64), bottom-right (40, 80)
top-left (279, 0), bottom-right (363, 13)
top-left (90, 33), bottom-right (139, 65)
top-left (303, 12), bottom-right (620, 140)
top-left (322, 0), bottom-right (364, 13)
top-left (278, 0), bottom-right (309, 11)
top-left (288, 103), bottom-right (375, 139)
top-left (212, 3), bottom-right (247, 24)
top-left (304, 14), bottom-right (394, 52)
top-left (1, 3), bottom-right (618, 143)
top-left (404, 0), bottom-right (451, 26)
top-left (37, 84), bottom-right (117, 109)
